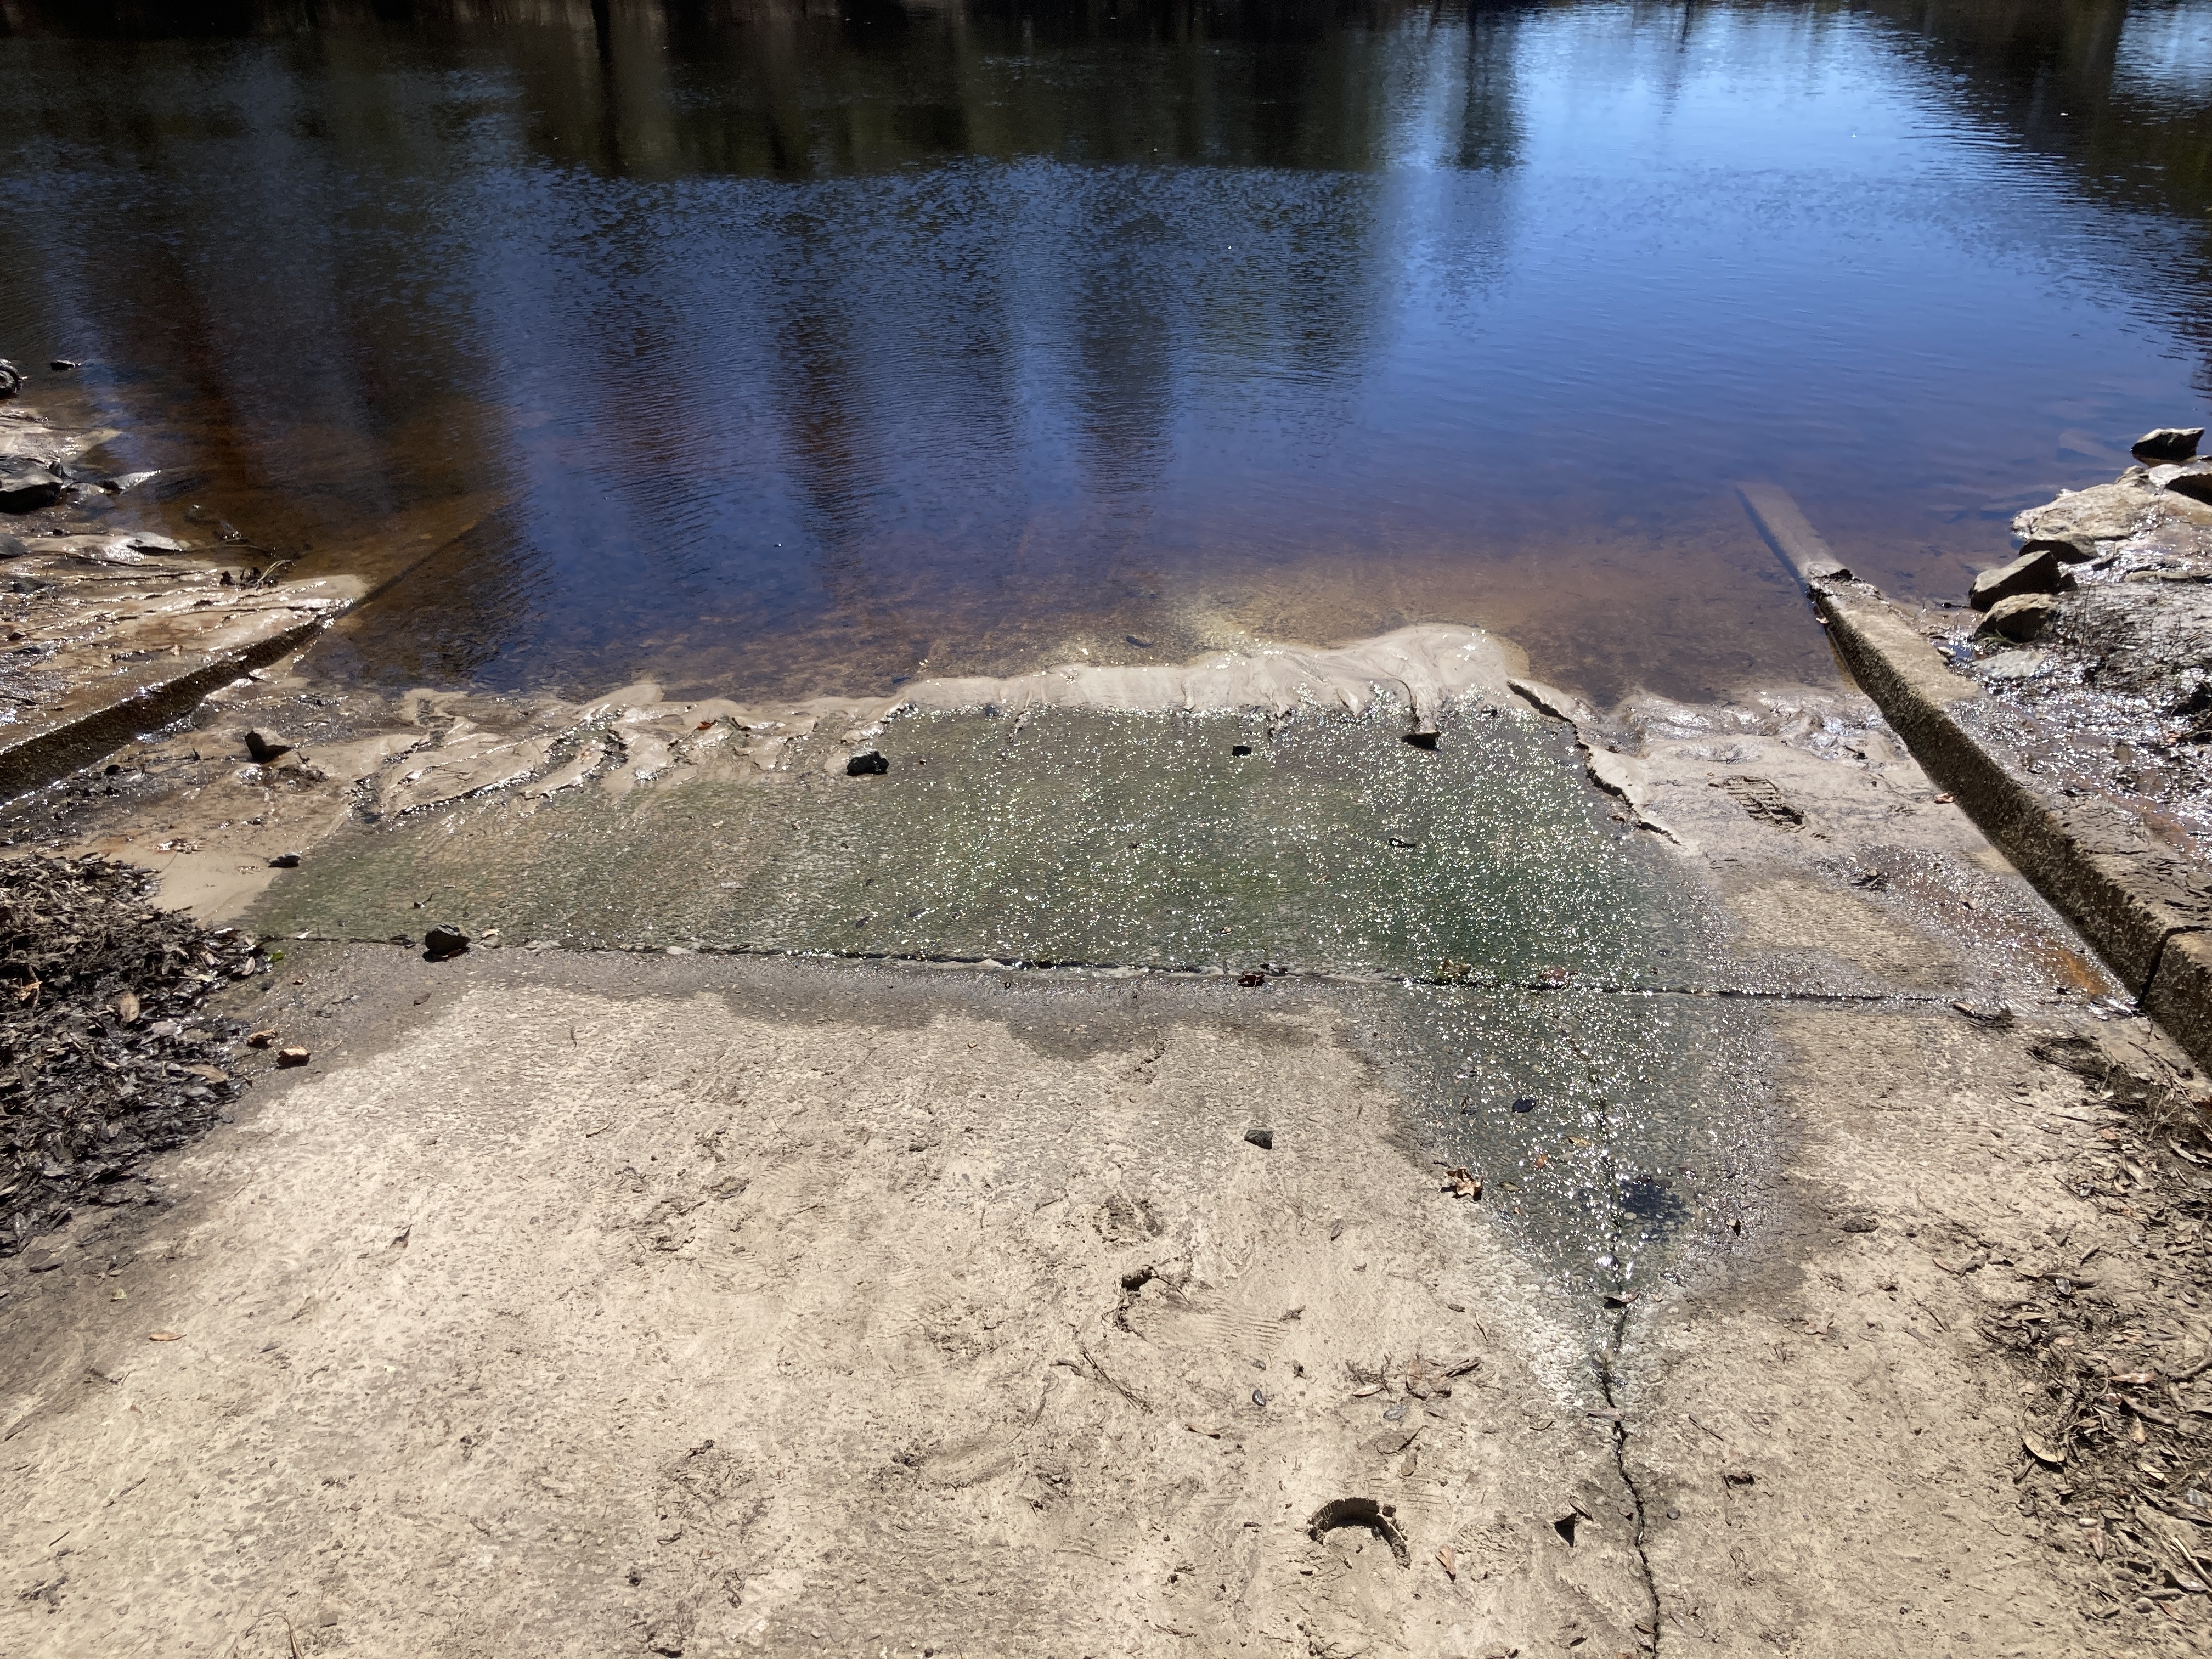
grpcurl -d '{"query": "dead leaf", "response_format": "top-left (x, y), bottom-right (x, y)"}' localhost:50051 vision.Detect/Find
top-left (1351, 1384), bottom-right (1383, 1398)
top-left (1436, 1544), bottom-right (1457, 1579)
top-left (1440, 1165), bottom-right (1482, 1200)
top-left (1531, 1154), bottom-right (1550, 1171)
top-left (148, 1331), bottom-right (182, 1342)
top-left (184, 1064), bottom-right (228, 1084)
top-left (2111, 1372), bottom-right (2159, 1386)
top-left (246, 1029), bottom-right (277, 1048)
top-left (2022, 1431), bottom-right (2065, 1466)
top-left (112, 990), bottom-right (139, 1023)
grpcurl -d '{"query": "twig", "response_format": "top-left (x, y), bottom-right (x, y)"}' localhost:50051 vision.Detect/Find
top-left (1076, 1336), bottom-right (1153, 1414)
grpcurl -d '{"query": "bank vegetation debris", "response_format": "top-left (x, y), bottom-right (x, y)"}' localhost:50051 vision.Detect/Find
top-left (0, 854), bottom-right (267, 1254)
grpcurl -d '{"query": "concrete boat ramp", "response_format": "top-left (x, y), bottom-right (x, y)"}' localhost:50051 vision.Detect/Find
top-left (2, 626), bottom-right (2208, 1658)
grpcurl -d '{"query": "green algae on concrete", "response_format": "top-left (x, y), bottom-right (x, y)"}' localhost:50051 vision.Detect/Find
top-left (250, 699), bottom-right (1716, 985)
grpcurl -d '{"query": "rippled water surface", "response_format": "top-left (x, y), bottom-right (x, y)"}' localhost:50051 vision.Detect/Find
top-left (3, 0), bottom-right (2211, 703)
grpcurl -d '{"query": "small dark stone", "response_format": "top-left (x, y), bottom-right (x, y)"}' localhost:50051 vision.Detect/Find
top-left (24, 1249), bottom-right (62, 1272)
top-left (0, 456), bottom-right (63, 514)
top-left (0, 536), bottom-right (25, 560)
top-left (2131, 426), bottom-right (2203, 464)
top-left (423, 924), bottom-right (471, 960)
top-left (242, 730), bottom-right (291, 764)
top-left (1968, 547), bottom-right (2063, 611)
top-left (845, 748), bottom-right (889, 776)
top-left (1510, 1096), bottom-right (1538, 1114)
top-left (267, 853), bottom-right (301, 870)
top-left (1244, 1127), bottom-right (1274, 1150)
top-left (1231, 743), bottom-right (1252, 755)
top-left (1125, 634), bottom-right (1155, 649)
top-left (1402, 730), bottom-right (1440, 751)
top-left (1840, 1215), bottom-right (1879, 1233)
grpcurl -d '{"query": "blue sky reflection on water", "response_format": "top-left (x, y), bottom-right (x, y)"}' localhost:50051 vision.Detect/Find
top-left (0, 1), bottom-right (2208, 704)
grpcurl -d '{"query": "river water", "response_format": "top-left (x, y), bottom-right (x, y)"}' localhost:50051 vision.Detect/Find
top-left (2, 0), bottom-right (2209, 705)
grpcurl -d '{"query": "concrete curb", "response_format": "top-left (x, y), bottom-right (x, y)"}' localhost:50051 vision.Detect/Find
top-left (0, 616), bottom-right (323, 802)
top-left (1738, 483), bottom-right (2212, 1068)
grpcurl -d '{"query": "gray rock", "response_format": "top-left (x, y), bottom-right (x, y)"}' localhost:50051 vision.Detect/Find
top-left (1976, 592), bottom-right (2058, 642)
top-left (2017, 535), bottom-right (2096, 565)
top-left (845, 749), bottom-right (889, 777)
top-left (2162, 464), bottom-right (2212, 506)
top-left (0, 361), bottom-right (19, 398)
top-left (0, 457), bottom-right (61, 514)
top-left (2012, 475), bottom-right (2162, 544)
top-left (1244, 1127), bottom-right (1274, 1150)
top-left (423, 924), bottom-right (470, 959)
top-left (267, 853), bottom-right (301, 870)
top-left (0, 536), bottom-right (25, 560)
top-left (242, 730), bottom-right (291, 764)
top-left (1968, 546), bottom-right (2064, 611)
top-left (2132, 426), bottom-right (2204, 463)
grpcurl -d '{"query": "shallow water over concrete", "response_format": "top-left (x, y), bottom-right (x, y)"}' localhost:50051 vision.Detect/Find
top-left (4, 1), bottom-right (2212, 704)
top-left (250, 695), bottom-right (1763, 1297)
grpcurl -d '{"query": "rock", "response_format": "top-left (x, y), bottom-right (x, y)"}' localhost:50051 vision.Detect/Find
top-left (267, 853), bottom-right (301, 869)
top-left (0, 536), bottom-right (25, 560)
top-left (1979, 648), bottom-right (2050, 680)
top-left (2012, 475), bottom-right (2162, 544)
top-left (0, 360), bottom-right (19, 398)
top-left (242, 730), bottom-right (291, 764)
top-left (1244, 1127), bottom-right (1274, 1150)
top-left (423, 924), bottom-right (470, 959)
top-left (1976, 592), bottom-right (2058, 642)
top-left (2132, 426), bottom-right (2204, 463)
top-left (125, 533), bottom-right (184, 554)
top-left (845, 748), bottom-right (889, 776)
top-left (24, 1248), bottom-right (62, 1272)
top-left (2018, 535), bottom-right (2097, 565)
top-left (48, 360), bottom-right (79, 372)
top-left (2161, 464), bottom-right (2212, 506)
top-left (276, 1047), bottom-right (311, 1068)
top-left (1968, 546), bottom-right (2063, 611)
top-left (0, 457), bottom-right (62, 513)
top-left (1839, 1215), bottom-right (1879, 1233)
top-left (108, 471), bottom-right (160, 493)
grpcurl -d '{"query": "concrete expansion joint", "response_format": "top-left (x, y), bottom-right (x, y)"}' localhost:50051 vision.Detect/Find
top-left (278, 931), bottom-right (1954, 1009)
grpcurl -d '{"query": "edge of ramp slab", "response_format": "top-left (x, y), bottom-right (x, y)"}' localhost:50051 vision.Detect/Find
top-left (0, 613), bottom-right (328, 803)
top-left (1736, 482), bottom-right (2212, 1068)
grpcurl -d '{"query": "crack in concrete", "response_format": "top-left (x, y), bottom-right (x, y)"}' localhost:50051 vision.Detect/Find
top-left (1595, 1323), bottom-right (1663, 1658)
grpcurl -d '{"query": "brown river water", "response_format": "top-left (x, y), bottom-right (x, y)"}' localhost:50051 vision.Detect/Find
top-left (2, 0), bottom-right (2210, 706)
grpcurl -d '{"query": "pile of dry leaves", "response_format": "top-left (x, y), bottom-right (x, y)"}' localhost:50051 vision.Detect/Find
top-left (0, 854), bottom-right (264, 1252)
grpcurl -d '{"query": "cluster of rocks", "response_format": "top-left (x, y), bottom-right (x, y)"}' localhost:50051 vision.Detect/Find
top-left (1967, 425), bottom-right (2204, 644)
top-left (0, 855), bottom-right (269, 1254)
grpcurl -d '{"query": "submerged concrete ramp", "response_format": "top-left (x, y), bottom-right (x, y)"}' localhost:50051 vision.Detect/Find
top-left (4, 627), bottom-right (2202, 1658)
